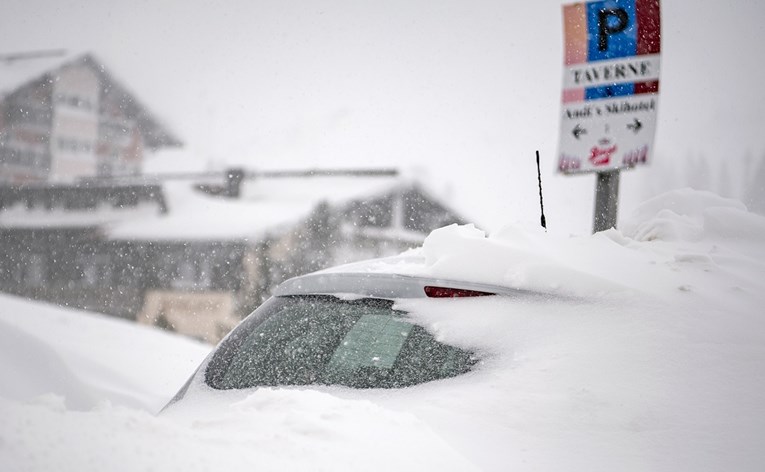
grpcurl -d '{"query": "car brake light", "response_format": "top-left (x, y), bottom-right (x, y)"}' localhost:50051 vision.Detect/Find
top-left (424, 286), bottom-right (495, 298)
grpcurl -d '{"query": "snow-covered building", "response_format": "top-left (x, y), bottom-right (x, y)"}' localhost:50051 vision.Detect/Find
top-left (0, 172), bottom-right (465, 341)
top-left (0, 52), bottom-right (180, 184)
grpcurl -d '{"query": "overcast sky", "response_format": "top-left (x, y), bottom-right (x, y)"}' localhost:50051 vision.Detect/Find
top-left (4, 0), bottom-right (765, 233)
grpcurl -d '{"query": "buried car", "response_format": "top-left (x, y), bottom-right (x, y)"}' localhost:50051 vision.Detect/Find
top-left (158, 209), bottom-right (765, 471)
top-left (164, 261), bottom-right (531, 407)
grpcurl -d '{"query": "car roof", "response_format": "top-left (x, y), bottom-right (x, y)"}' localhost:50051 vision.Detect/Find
top-left (273, 271), bottom-right (531, 299)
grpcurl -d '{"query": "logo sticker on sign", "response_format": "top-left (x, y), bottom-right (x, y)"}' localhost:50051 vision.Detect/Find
top-left (558, 0), bottom-right (661, 174)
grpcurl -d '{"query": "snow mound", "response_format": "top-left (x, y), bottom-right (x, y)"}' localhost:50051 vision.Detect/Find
top-left (0, 319), bottom-right (98, 410)
top-left (402, 188), bottom-right (765, 302)
top-left (0, 293), bottom-right (210, 412)
top-left (178, 388), bottom-right (478, 471)
top-left (0, 387), bottom-right (477, 472)
top-left (1, 189), bottom-right (764, 471)
top-left (622, 188), bottom-right (765, 242)
top-left (417, 223), bottom-right (627, 298)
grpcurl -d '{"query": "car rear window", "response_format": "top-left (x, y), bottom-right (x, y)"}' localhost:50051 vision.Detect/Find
top-left (205, 295), bottom-right (477, 390)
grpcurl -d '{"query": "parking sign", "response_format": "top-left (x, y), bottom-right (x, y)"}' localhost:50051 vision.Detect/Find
top-left (558, 0), bottom-right (661, 174)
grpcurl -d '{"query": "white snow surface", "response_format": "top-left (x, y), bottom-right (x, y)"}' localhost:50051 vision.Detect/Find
top-left (2, 188), bottom-right (765, 471)
top-left (107, 175), bottom-right (404, 241)
top-left (0, 297), bottom-right (209, 412)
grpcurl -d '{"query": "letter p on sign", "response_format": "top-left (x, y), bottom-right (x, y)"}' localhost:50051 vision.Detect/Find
top-left (598, 8), bottom-right (629, 51)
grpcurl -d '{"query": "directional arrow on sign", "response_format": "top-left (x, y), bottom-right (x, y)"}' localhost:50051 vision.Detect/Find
top-left (572, 124), bottom-right (587, 140)
top-left (627, 118), bottom-right (643, 133)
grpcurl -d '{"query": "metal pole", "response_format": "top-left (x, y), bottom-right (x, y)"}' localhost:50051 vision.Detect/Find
top-left (592, 170), bottom-right (620, 233)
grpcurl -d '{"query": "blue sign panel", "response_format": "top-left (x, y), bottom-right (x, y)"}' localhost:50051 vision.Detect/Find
top-left (586, 0), bottom-right (638, 62)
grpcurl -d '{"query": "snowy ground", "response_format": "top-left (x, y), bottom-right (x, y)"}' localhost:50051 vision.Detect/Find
top-left (1, 188), bottom-right (764, 471)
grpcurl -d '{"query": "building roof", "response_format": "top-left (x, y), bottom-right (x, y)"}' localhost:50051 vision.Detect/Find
top-left (0, 51), bottom-right (181, 149)
top-left (107, 174), bottom-right (412, 241)
top-left (0, 50), bottom-right (70, 95)
top-left (0, 172), bottom-right (457, 243)
top-left (0, 182), bottom-right (167, 230)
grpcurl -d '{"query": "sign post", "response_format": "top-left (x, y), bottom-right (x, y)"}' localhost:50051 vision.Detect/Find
top-left (593, 169), bottom-right (620, 231)
top-left (557, 0), bottom-right (661, 233)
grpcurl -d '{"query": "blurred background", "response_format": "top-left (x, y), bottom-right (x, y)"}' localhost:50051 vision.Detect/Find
top-left (5, 0), bottom-right (765, 228)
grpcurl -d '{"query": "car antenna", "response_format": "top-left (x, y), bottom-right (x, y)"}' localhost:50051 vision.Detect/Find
top-left (536, 150), bottom-right (547, 230)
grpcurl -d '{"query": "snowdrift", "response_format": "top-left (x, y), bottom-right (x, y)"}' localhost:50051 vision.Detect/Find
top-left (1, 189), bottom-right (764, 471)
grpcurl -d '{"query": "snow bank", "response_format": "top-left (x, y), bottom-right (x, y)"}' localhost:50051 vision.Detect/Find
top-left (0, 389), bottom-right (477, 472)
top-left (381, 189), bottom-right (765, 471)
top-left (419, 223), bottom-right (629, 297)
top-left (622, 188), bottom-right (765, 242)
top-left (0, 294), bottom-right (210, 412)
top-left (0, 296), bottom-right (476, 472)
top-left (1, 188), bottom-right (764, 471)
top-left (394, 290), bottom-right (765, 471)
top-left (387, 189), bottom-right (765, 304)
top-left (0, 319), bottom-right (98, 410)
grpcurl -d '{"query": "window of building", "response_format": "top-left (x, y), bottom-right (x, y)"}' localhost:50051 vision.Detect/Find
top-left (76, 254), bottom-right (113, 287)
top-left (171, 258), bottom-right (212, 290)
top-left (54, 93), bottom-right (94, 111)
top-left (23, 254), bottom-right (47, 288)
top-left (57, 137), bottom-right (93, 153)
